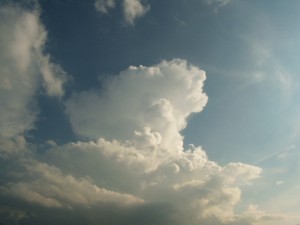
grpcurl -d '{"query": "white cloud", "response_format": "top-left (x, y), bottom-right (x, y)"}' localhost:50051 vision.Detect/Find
top-left (0, 132), bottom-right (265, 224)
top-left (95, 0), bottom-right (115, 14)
top-left (0, 5), bottom-right (42, 139)
top-left (235, 204), bottom-right (287, 225)
top-left (0, 4), bottom-right (288, 224)
top-left (122, 0), bottom-right (150, 25)
top-left (0, 135), bottom-right (27, 159)
top-left (66, 59), bottom-right (208, 152)
top-left (94, 0), bottom-right (149, 25)
top-left (35, 135), bottom-right (269, 224)
top-left (0, 4), bottom-right (67, 141)
top-left (0, 48), bottom-right (273, 223)
top-left (59, 59), bottom-right (284, 224)
top-left (1, 159), bottom-right (143, 208)
top-left (39, 55), bottom-right (68, 97)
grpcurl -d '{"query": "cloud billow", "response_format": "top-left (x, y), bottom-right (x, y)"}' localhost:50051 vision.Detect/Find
top-left (58, 59), bottom-right (263, 224)
top-left (0, 3), bottom-right (283, 225)
top-left (66, 59), bottom-right (208, 152)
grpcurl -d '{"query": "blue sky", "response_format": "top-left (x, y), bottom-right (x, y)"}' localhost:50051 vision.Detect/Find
top-left (1, 0), bottom-right (300, 224)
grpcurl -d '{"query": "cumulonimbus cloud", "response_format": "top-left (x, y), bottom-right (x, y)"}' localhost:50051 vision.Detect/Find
top-left (66, 59), bottom-right (208, 152)
top-left (61, 59), bottom-right (269, 224)
top-left (0, 3), bottom-right (286, 225)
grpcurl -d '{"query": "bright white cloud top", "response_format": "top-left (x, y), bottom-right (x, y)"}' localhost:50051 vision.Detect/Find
top-left (1, 1), bottom-right (300, 225)
top-left (66, 59), bottom-right (208, 152)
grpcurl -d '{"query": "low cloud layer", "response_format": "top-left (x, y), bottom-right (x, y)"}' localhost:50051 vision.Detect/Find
top-left (0, 2), bottom-right (287, 225)
top-left (95, 0), bottom-right (149, 25)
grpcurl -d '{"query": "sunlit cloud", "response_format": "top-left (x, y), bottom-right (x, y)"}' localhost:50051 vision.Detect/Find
top-left (0, 35), bottom-right (279, 223)
top-left (1, 1), bottom-right (299, 225)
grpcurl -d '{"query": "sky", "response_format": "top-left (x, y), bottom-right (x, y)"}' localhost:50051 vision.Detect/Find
top-left (1, 0), bottom-right (300, 224)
